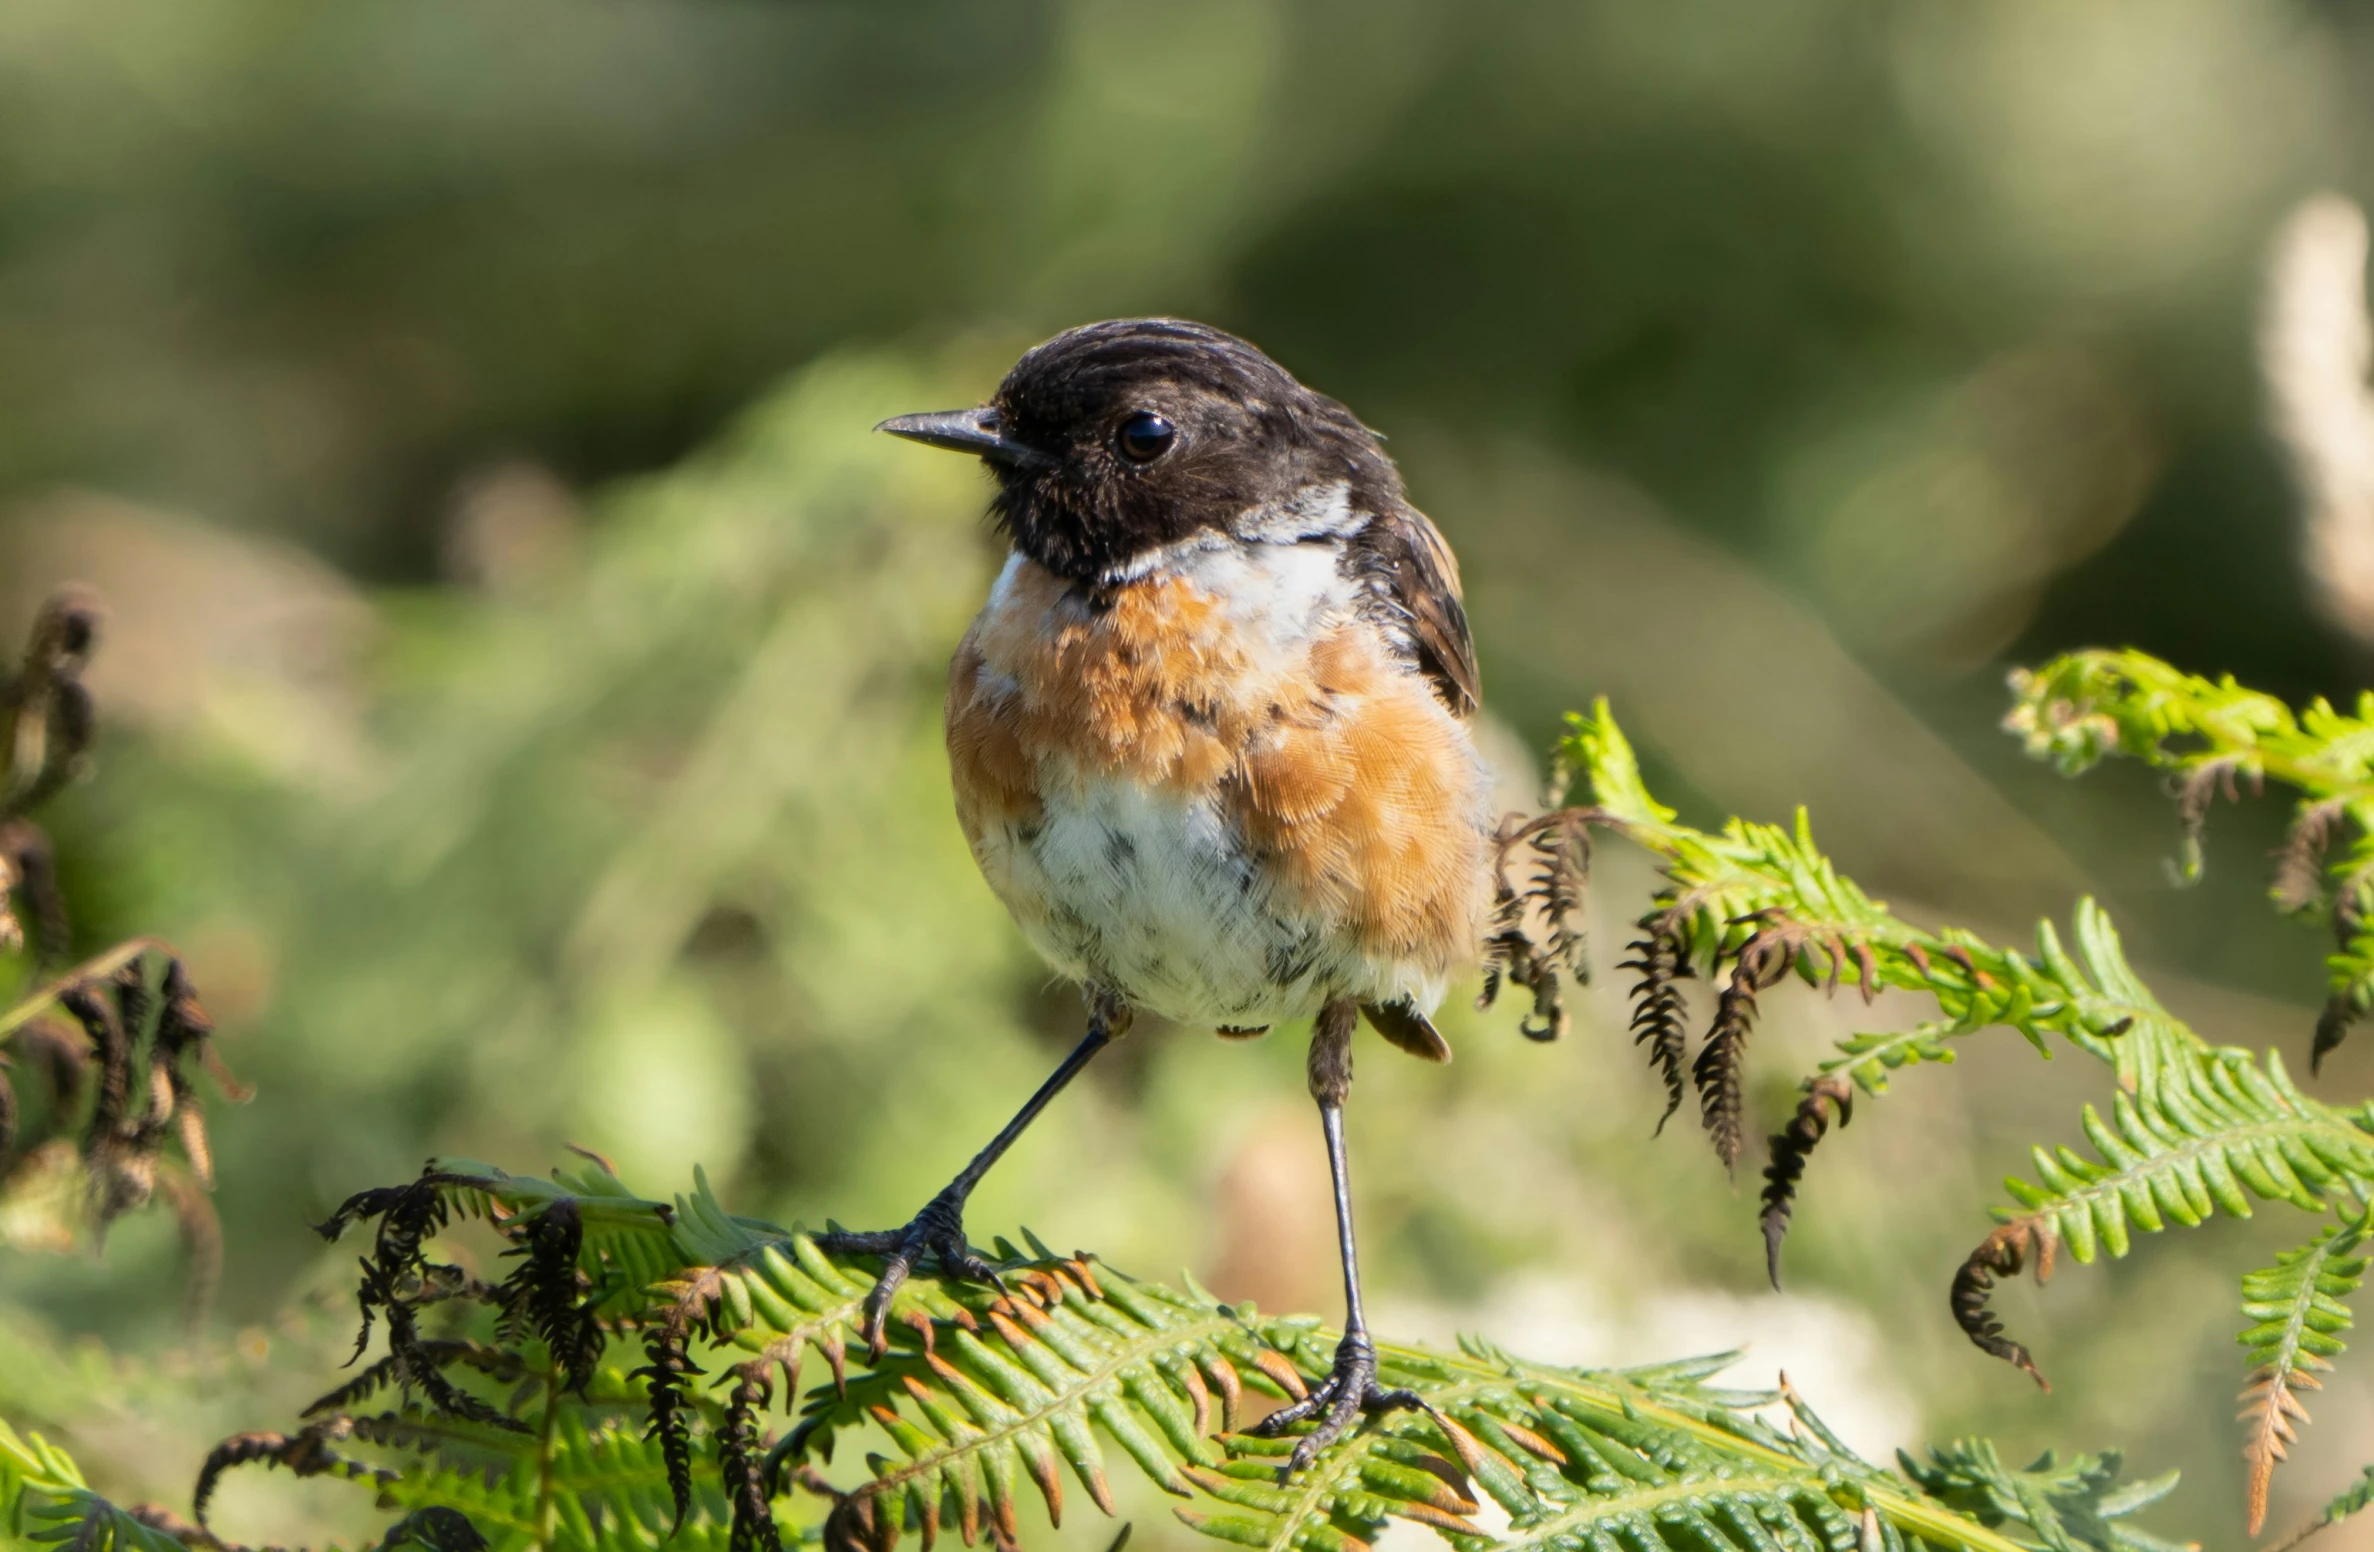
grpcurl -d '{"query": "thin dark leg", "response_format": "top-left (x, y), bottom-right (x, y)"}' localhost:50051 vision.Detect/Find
top-left (819, 987), bottom-right (1130, 1352)
top-left (1322, 1102), bottom-right (1368, 1335)
top-left (1248, 999), bottom-right (1428, 1477)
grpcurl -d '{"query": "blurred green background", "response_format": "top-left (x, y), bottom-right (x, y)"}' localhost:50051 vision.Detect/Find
top-left (4, 1), bottom-right (2374, 1547)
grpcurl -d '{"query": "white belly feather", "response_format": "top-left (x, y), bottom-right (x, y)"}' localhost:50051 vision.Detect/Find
top-left (997, 777), bottom-right (1385, 1025)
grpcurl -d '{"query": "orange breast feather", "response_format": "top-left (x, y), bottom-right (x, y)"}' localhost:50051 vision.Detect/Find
top-left (946, 557), bottom-right (1486, 978)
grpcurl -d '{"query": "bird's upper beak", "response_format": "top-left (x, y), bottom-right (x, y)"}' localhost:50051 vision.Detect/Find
top-left (875, 408), bottom-right (1055, 470)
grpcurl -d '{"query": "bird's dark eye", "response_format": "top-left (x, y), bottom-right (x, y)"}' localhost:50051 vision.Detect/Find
top-left (1116, 410), bottom-right (1177, 464)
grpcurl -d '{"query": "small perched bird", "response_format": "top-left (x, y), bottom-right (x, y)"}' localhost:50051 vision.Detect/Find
top-left (824, 318), bottom-right (1497, 1472)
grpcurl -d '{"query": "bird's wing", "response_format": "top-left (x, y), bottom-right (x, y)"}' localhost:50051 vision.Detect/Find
top-left (1362, 999), bottom-right (1453, 1062)
top-left (1356, 504), bottom-right (1481, 718)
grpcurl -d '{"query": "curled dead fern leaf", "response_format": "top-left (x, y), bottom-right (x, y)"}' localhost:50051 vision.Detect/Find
top-left (638, 1323), bottom-right (702, 1530)
top-left (497, 1197), bottom-right (604, 1397)
top-left (317, 1166), bottom-right (472, 1363)
top-left (1, 589), bottom-right (101, 821)
top-left (1617, 917), bottom-right (1691, 1134)
top-left (0, 593), bottom-right (248, 1316)
top-left (721, 1365), bottom-right (785, 1552)
top-left (195, 1424), bottom-right (401, 1536)
top-left (302, 1342), bottom-right (529, 1420)
top-left (1759, 1074), bottom-right (1852, 1289)
top-left (2275, 797), bottom-right (2349, 914)
top-left (375, 1506), bottom-right (491, 1552)
top-left (1692, 915), bottom-right (1810, 1172)
top-left (1951, 1220), bottom-right (2054, 1391)
top-left (0, 816), bottom-right (68, 966)
top-left (1477, 807), bottom-right (1602, 1042)
top-left (2172, 754), bottom-right (2257, 884)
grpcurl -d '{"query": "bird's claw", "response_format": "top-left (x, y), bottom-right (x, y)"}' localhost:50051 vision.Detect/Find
top-left (1246, 1330), bottom-right (1426, 1479)
top-left (814, 1185), bottom-right (1002, 1355)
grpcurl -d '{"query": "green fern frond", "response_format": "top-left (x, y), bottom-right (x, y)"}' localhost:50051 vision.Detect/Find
top-left (3, 1414), bottom-right (189, 1552)
top-left (2005, 649), bottom-right (2304, 788)
top-left (1571, 703), bottom-right (2128, 1083)
top-left (1557, 698), bottom-right (2374, 1522)
top-left (1997, 651), bottom-right (2374, 1525)
top-left (199, 1157), bottom-right (2180, 1552)
top-left (1564, 701), bottom-right (2374, 1235)
top-left (2237, 1211), bottom-right (2370, 1534)
top-left (1996, 1036), bottom-right (2370, 1263)
top-left (2009, 648), bottom-right (2374, 1068)
top-left (1900, 1442), bottom-right (2187, 1552)
top-left (374, 1411), bottom-right (736, 1552)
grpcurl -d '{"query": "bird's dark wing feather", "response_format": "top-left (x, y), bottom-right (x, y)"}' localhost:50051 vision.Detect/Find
top-left (1362, 1000), bottom-right (1453, 1062)
top-left (1351, 504), bottom-right (1481, 718)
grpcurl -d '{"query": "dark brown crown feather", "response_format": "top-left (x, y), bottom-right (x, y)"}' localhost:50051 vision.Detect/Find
top-left (981, 318), bottom-right (1479, 716)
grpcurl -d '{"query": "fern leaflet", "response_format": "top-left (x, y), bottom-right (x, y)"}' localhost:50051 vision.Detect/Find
top-left (3, 1415), bottom-right (191, 1552)
top-left (2238, 1212), bottom-right (2371, 1534)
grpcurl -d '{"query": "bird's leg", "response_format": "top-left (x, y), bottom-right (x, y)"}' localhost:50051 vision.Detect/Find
top-left (1248, 998), bottom-right (1430, 1477)
top-left (818, 986), bottom-right (1131, 1353)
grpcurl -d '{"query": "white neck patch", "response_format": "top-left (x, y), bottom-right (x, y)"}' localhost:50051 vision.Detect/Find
top-left (1092, 481), bottom-right (1366, 587)
top-left (1229, 480), bottom-right (1361, 545)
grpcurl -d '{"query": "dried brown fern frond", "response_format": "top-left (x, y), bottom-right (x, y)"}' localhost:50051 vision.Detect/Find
top-left (385, 1300), bottom-right (531, 1434)
top-left (302, 1341), bottom-right (530, 1420)
top-left (310, 1163), bottom-right (543, 1443)
top-left (0, 817), bottom-right (68, 965)
top-left (496, 1197), bottom-right (604, 1397)
top-left (2318, 861), bottom-right (2374, 1071)
top-left (2171, 754), bottom-right (2259, 883)
top-left (374, 1507), bottom-right (491, 1552)
top-left (47, 960), bottom-right (235, 1249)
top-left (1617, 913), bottom-right (1692, 1133)
top-left (1, 588), bottom-right (101, 821)
top-left (1950, 1219), bottom-right (2054, 1391)
top-left (636, 1323), bottom-right (703, 1530)
top-left (0, 593), bottom-right (249, 1318)
top-left (1476, 806), bottom-right (1608, 1043)
top-left (194, 1421), bottom-right (402, 1539)
top-left (721, 1365), bottom-right (786, 1552)
top-left (1758, 1074), bottom-right (1853, 1289)
top-left (2274, 797), bottom-right (2349, 914)
top-left (316, 1166), bottom-right (473, 1362)
top-left (1691, 915), bottom-right (1813, 1172)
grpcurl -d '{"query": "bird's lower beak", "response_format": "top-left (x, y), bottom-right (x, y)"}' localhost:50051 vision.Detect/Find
top-left (875, 408), bottom-right (1055, 470)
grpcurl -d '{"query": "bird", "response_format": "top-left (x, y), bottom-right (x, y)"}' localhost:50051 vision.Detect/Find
top-left (821, 318), bottom-right (1498, 1474)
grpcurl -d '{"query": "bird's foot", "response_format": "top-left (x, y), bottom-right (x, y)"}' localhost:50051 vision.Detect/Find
top-left (814, 1183), bottom-right (1007, 1355)
top-left (1247, 1330), bottom-right (1427, 1479)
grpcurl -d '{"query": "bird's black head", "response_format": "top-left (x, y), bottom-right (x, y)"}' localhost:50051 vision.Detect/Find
top-left (878, 319), bottom-right (1399, 582)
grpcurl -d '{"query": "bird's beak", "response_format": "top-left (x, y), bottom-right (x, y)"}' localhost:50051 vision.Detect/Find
top-left (875, 408), bottom-right (1055, 470)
